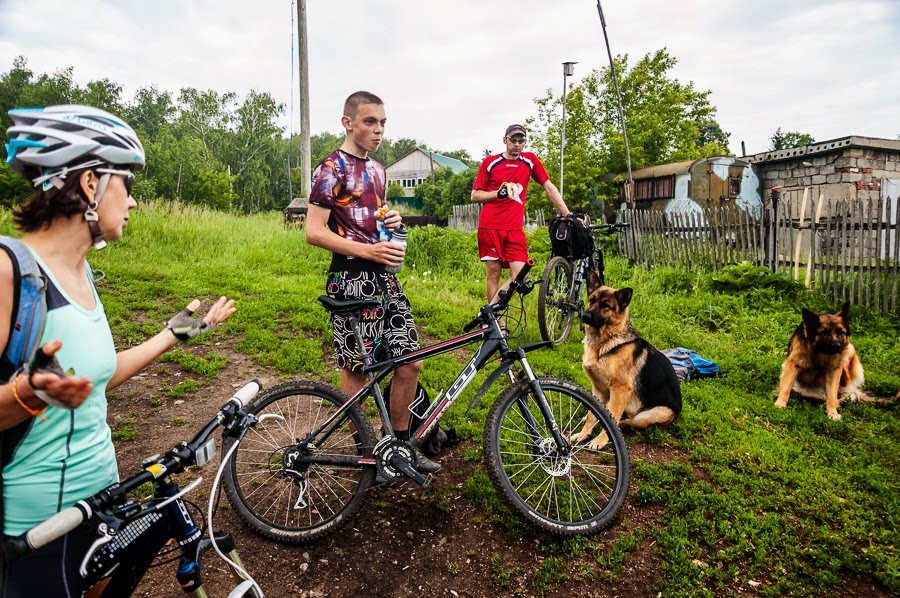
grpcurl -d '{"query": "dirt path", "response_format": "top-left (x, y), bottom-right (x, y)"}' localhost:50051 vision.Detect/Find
top-left (108, 342), bottom-right (889, 598)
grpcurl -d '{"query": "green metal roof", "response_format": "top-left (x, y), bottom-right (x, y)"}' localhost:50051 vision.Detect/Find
top-left (428, 151), bottom-right (468, 173)
top-left (386, 148), bottom-right (469, 173)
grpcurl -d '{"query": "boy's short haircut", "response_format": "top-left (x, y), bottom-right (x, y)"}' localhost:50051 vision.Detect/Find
top-left (343, 91), bottom-right (383, 119)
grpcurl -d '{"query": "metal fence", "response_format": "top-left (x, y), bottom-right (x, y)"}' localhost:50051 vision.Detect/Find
top-left (619, 192), bottom-right (899, 316)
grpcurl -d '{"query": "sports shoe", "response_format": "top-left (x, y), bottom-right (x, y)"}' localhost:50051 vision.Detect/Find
top-left (414, 448), bottom-right (441, 474)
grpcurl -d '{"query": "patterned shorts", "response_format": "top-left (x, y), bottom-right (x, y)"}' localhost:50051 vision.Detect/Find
top-left (326, 271), bottom-right (420, 372)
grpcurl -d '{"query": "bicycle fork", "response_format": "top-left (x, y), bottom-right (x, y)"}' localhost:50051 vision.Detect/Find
top-left (508, 352), bottom-right (570, 454)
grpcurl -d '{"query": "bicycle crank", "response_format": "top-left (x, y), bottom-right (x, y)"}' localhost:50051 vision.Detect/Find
top-left (374, 437), bottom-right (430, 487)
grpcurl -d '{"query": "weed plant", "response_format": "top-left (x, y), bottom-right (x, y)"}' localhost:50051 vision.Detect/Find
top-left (2, 203), bottom-right (898, 596)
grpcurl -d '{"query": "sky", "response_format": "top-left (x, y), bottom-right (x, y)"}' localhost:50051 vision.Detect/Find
top-left (1, 0), bottom-right (898, 161)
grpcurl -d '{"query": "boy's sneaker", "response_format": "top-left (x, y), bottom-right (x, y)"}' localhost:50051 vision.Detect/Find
top-left (414, 448), bottom-right (441, 474)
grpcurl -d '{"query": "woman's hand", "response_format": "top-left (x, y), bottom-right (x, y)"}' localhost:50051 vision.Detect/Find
top-left (28, 340), bottom-right (93, 409)
top-left (197, 296), bottom-right (236, 326)
top-left (167, 297), bottom-right (236, 340)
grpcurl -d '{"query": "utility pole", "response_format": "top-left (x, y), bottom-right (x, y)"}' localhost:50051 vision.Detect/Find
top-left (560, 61), bottom-right (576, 201)
top-left (297, 0), bottom-right (311, 199)
top-left (596, 0), bottom-right (633, 208)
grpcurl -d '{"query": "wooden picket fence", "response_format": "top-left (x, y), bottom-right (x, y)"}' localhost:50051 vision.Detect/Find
top-left (618, 193), bottom-right (900, 316)
top-left (448, 203), bottom-right (547, 233)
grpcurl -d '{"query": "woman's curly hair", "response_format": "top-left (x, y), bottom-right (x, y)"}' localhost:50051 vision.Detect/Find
top-left (12, 170), bottom-right (92, 233)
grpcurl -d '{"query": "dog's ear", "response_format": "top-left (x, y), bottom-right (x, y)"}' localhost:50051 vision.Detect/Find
top-left (838, 301), bottom-right (851, 334)
top-left (587, 270), bottom-right (602, 294)
top-left (615, 287), bottom-right (634, 309)
top-left (801, 308), bottom-right (819, 338)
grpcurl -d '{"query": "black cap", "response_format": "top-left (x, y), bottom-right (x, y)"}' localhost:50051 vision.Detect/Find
top-left (504, 124), bottom-right (526, 138)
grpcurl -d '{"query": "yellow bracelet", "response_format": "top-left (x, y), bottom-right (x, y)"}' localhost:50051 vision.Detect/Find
top-left (11, 375), bottom-right (48, 422)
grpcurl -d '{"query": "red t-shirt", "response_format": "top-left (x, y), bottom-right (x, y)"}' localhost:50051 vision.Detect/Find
top-left (309, 149), bottom-right (388, 271)
top-left (473, 151), bottom-right (550, 230)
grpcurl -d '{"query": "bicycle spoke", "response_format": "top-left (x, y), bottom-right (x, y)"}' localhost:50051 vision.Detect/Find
top-left (224, 381), bottom-right (375, 542)
top-left (485, 378), bottom-right (629, 535)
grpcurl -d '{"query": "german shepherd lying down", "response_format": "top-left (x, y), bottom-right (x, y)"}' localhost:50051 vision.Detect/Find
top-left (775, 302), bottom-right (865, 420)
top-left (571, 273), bottom-right (682, 450)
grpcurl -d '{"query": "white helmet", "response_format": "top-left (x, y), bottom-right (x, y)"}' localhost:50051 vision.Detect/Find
top-left (5, 104), bottom-right (145, 186)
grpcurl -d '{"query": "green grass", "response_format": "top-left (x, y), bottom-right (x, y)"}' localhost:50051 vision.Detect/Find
top-left (4, 201), bottom-right (898, 596)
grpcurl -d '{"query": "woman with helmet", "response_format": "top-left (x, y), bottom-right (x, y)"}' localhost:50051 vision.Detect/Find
top-left (0, 105), bottom-right (236, 596)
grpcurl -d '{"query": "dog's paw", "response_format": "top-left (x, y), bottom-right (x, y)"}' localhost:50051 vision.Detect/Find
top-left (587, 432), bottom-right (610, 451)
top-left (827, 411), bottom-right (842, 421)
top-left (568, 431), bottom-right (590, 445)
top-left (774, 400), bottom-right (788, 409)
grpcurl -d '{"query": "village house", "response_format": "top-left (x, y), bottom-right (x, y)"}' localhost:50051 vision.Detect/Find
top-left (384, 148), bottom-right (469, 197)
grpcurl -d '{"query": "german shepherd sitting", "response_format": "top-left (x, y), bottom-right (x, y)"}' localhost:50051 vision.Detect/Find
top-left (571, 273), bottom-right (682, 450)
top-left (775, 302), bottom-right (864, 420)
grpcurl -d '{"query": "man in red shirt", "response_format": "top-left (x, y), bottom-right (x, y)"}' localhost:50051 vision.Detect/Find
top-left (471, 124), bottom-right (572, 303)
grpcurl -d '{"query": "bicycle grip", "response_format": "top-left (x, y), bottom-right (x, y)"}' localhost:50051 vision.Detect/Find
top-left (229, 379), bottom-right (262, 409)
top-left (463, 316), bottom-right (482, 333)
top-left (5, 505), bottom-right (88, 558)
top-left (514, 259), bottom-right (535, 284)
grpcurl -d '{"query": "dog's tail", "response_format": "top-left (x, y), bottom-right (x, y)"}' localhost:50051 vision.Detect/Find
top-left (845, 390), bottom-right (899, 404)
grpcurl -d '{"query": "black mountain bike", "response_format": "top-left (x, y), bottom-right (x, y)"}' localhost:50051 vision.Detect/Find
top-left (538, 221), bottom-right (631, 345)
top-left (223, 262), bottom-right (629, 543)
top-left (3, 380), bottom-right (272, 597)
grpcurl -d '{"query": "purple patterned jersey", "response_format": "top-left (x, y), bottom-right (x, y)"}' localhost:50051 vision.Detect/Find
top-left (309, 149), bottom-right (388, 272)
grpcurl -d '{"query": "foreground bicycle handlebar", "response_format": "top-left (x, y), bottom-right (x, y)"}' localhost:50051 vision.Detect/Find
top-left (463, 259), bottom-right (535, 332)
top-left (3, 380), bottom-right (266, 596)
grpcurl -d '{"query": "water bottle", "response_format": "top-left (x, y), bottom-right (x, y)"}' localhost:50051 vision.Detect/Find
top-left (385, 226), bottom-right (408, 274)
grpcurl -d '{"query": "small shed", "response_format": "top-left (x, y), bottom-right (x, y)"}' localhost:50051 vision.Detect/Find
top-left (616, 156), bottom-right (762, 216)
top-left (284, 197), bottom-right (309, 223)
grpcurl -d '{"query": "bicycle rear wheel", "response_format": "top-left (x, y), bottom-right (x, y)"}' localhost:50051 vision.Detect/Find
top-left (483, 377), bottom-right (629, 536)
top-left (537, 256), bottom-right (575, 345)
top-left (223, 380), bottom-right (376, 543)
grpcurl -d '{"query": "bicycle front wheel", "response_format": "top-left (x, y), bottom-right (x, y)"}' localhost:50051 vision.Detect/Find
top-left (483, 377), bottom-right (629, 536)
top-left (537, 256), bottom-right (575, 345)
top-left (223, 380), bottom-right (376, 544)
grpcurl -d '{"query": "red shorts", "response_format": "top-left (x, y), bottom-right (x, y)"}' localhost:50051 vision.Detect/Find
top-left (478, 228), bottom-right (529, 267)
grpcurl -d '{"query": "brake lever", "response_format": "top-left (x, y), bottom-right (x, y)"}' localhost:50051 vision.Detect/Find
top-left (79, 526), bottom-right (115, 578)
top-left (518, 281), bottom-right (534, 297)
top-left (78, 507), bottom-right (125, 578)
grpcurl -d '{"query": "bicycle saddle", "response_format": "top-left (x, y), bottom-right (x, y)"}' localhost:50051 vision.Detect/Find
top-left (317, 295), bottom-right (381, 314)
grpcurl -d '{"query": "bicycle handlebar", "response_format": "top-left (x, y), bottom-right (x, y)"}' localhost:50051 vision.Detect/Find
top-left (3, 379), bottom-right (262, 559)
top-left (463, 260), bottom-right (534, 332)
top-left (589, 222), bottom-right (630, 233)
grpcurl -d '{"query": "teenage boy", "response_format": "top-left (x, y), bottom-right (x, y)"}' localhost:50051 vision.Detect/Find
top-left (471, 124), bottom-right (572, 303)
top-left (305, 91), bottom-right (438, 473)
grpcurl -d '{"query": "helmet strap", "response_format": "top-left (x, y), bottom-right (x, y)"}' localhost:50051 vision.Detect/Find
top-left (84, 172), bottom-right (110, 250)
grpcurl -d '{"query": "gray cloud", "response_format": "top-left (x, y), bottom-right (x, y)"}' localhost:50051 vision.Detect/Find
top-left (1, 0), bottom-right (898, 161)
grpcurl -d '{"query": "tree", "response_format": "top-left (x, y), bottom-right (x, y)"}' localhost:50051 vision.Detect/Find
top-left (769, 127), bottom-right (815, 150)
top-left (370, 137), bottom-right (419, 166)
top-left (386, 181), bottom-right (406, 199)
top-left (527, 48), bottom-right (731, 214)
top-left (310, 131), bottom-right (344, 167)
top-left (126, 86), bottom-right (175, 140)
top-left (436, 149), bottom-right (476, 168)
top-left (76, 78), bottom-right (125, 116)
top-left (416, 167), bottom-right (477, 219)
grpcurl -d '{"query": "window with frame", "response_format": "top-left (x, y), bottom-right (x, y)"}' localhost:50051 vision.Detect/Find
top-left (635, 179), bottom-right (654, 201)
top-left (655, 175), bottom-right (674, 199)
top-left (728, 177), bottom-right (741, 198)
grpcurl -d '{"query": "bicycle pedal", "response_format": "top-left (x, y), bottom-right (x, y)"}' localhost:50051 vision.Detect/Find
top-left (418, 474), bottom-right (436, 497)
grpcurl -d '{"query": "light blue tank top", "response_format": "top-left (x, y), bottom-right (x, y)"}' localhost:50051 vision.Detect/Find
top-left (3, 250), bottom-right (118, 535)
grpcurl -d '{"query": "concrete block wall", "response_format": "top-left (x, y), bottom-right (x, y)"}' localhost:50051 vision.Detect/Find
top-left (758, 147), bottom-right (900, 203)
